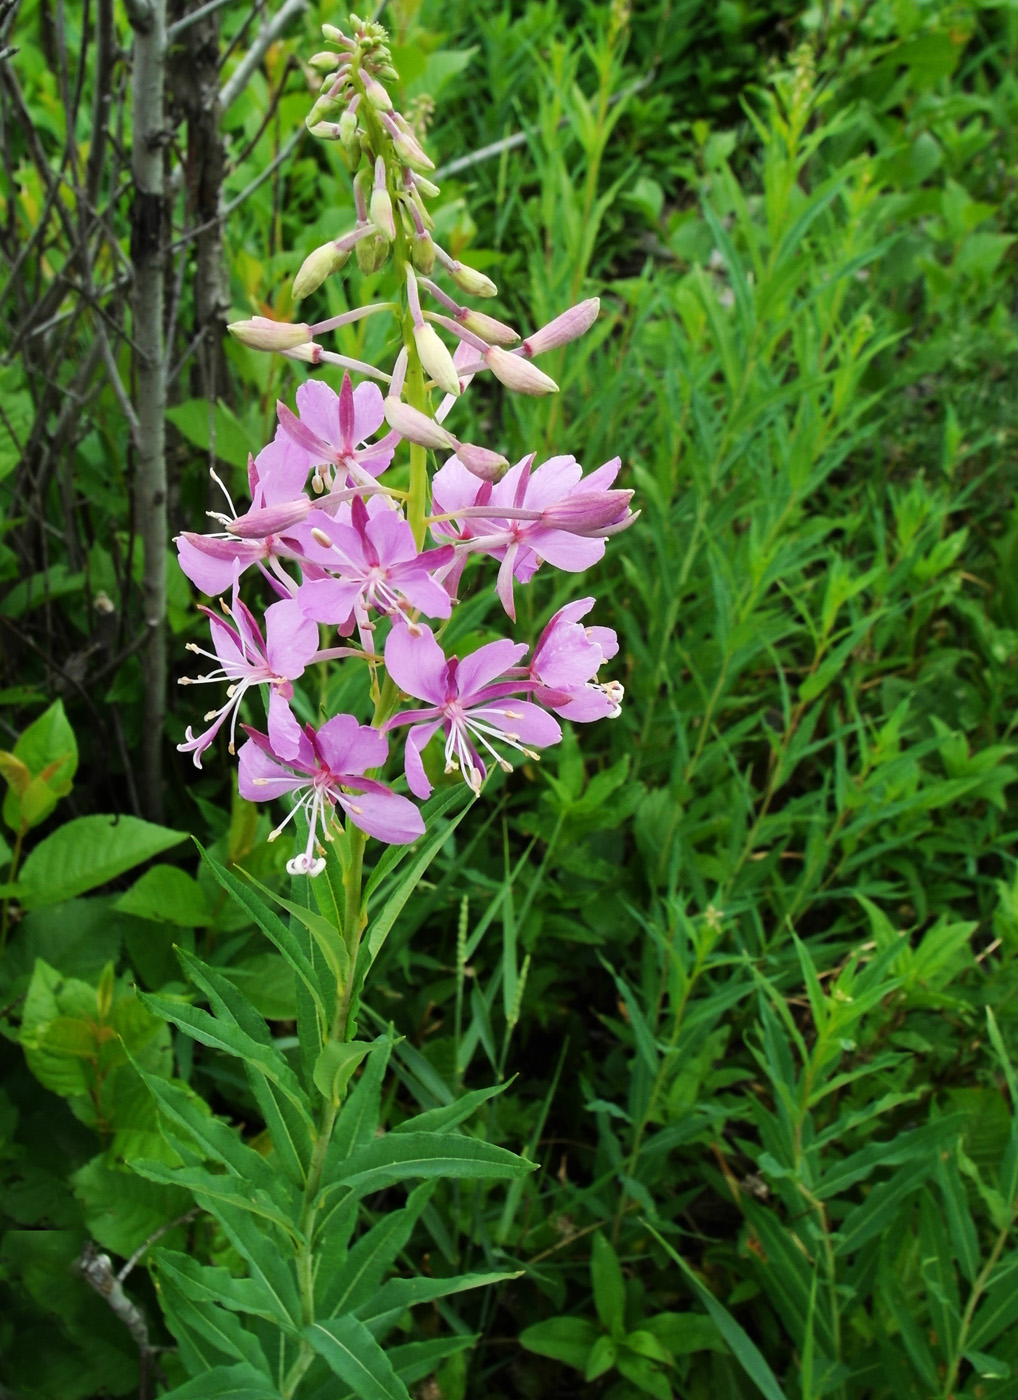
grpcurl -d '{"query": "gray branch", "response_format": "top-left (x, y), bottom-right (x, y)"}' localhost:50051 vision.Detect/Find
top-left (218, 0), bottom-right (307, 113)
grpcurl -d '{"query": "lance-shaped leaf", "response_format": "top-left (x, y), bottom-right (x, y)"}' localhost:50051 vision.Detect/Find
top-left (305, 1314), bottom-right (410, 1400)
top-left (316, 1131), bottom-right (536, 1210)
top-left (157, 1268), bottom-right (271, 1375)
top-left (359, 1271), bottom-right (522, 1339)
top-left (130, 1158), bottom-right (301, 1238)
top-left (156, 1363), bottom-right (283, 1399)
top-left (153, 1248), bottom-right (293, 1328)
top-left (386, 1335), bottom-right (479, 1387)
top-left (318, 1181), bottom-right (435, 1318)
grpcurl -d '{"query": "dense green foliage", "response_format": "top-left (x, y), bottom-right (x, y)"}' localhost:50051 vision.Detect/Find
top-left (3, 0), bottom-right (1018, 1396)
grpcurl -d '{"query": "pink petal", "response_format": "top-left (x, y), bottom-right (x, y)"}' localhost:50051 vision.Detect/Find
top-left (238, 737), bottom-right (303, 801)
top-left (267, 689), bottom-right (304, 760)
top-left (351, 381), bottom-right (386, 442)
top-left (385, 623), bottom-right (450, 705)
top-left (365, 508), bottom-right (417, 567)
top-left (253, 432), bottom-right (315, 505)
top-left (177, 534), bottom-right (265, 596)
top-left (338, 787), bottom-right (424, 844)
top-left (316, 714), bottom-right (387, 777)
top-left (390, 565), bottom-right (453, 619)
top-left (403, 720), bottom-right (442, 799)
top-left (296, 379), bottom-right (342, 450)
top-left (469, 699), bottom-right (562, 748)
top-left (455, 638), bottom-right (528, 700)
top-left (264, 599), bottom-right (319, 678)
top-left (529, 531), bottom-right (606, 572)
top-left (298, 577), bottom-right (362, 625)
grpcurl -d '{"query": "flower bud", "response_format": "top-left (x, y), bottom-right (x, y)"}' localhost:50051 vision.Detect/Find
top-left (448, 260), bottom-right (497, 299)
top-left (459, 309), bottom-right (520, 346)
top-left (363, 74), bottom-right (392, 111)
top-left (523, 298), bottom-right (600, 357)
top-left (292, 241), bottom-right (350, 301)
top-left (356, 233), bottom-right (390, 275)
top-left (412, 232), bottom-right (435, 276)
top-left (383, 397), bottom-right (456, 450)
top-left (321, 24), bottom-right (348, 43)
top-left (413, 173), bottom-right (441, 199)
top-left (307, 92), bottom-right (344, 126)
top-left (541, 489), bottom-right (634, 534)
top-left (390, 124), bottom-right (435, 173)
top-left (307, 50), bottom-right (338, 71)
top-left (455, 443), bottom-right (510, 482)
top-left (369, 185), bottom-right (396, 241)
top-left (413, 323), bottom-right (460, 397)
top-left (228, 316), bottom-right (313, 351)
top-left (338, 107), bottom-right (359, 154)
top-left (307, 121), bottom-right (342, 140)
top-left (485, 345), bottom-right (558, 395)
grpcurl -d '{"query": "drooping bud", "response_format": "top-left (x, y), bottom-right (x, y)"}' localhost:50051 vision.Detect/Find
top-left (455, 443), bottom-right (510, 482)
top-left (228, 317), bottom-right (314, 352)
top-left (414, 323), bottom-right (460, 397)
top-left (383, 397), bottom-right (457, 450)
top-left (459, 309), bottom-right (520, 346)
top-left (307, 92), bottom-right (344, 127)
top-left (523, 298), bottom-right (600, 357)
top-left (292, 241), bottom-right (350, 300)
top-left (363, 74), bottom-right (392, 111)
top-left (541, 489), bottom-right (634, 535)
top-left (485, 345), bottom-right (558, 395)
top-left (412, 231), bottom-right (435, 275)
top-left (338, 106), bottom-right (359, 155)
top-left (444, 258), bottom-right (498, 299)
top-left (413, 172), bottom-right (441, 199)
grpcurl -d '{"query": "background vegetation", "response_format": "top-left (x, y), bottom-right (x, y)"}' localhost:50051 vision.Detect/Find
top-left (2, 0), bottom-right (1018, 1396)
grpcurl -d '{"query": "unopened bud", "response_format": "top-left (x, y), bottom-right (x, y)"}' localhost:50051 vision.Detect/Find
top-left (383, 397), bottom-right (456, 450)
top-left (369, 185), bottom-right (396, 241)
top-left (307, 121), bottom-right (342, 140)
top-left (292, 242), bottom-right (350, 300)
top-left (412, 232), bottom-right (435, 276)
top-left (391, 125), bottom-right (434, 173)
top-left (356, 234), bottom-right (390, 275)
top-left (307, 50), bottom-right (338, 71)
top-left (321, 24), bottom-right (347, 43)
top-left (542, 489), bottom-right (633, 534)
top-left (455, 442), bottom-right (510, 482)
top-left (485, 345), bottom-right (558, 395)
top-left (448, 260), bottom-right (497, 299)
top-left (413, 173), bottom-right (441, 199)
top-left (307, 92), bottom-right (344, 126)
top-left (459, 309), bottom-right (520, 346)
top-left (363, 74), bottom-right (392, 111)
top-left (338, 108), bottom-right (359, 153)
top-left (413, 323), bottom-right (460, 397)
top-left (228, 316), bottom-right (313, 352)
top-left (523, 298), bottom-right (600, 357)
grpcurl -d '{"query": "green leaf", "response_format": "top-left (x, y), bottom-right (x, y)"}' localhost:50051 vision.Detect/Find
top-left (1, 699), bottom-right (77, 831)
top-left (129, 1158), bottom-right (299, 1237)
top-left (645, 1223), bottom-right (789, 1400)
top-left (520, 1317), bottom-right (599, 1371)
top-left (319, 1181), bottom-right (434, 1318)
top-left (617, 1351), bottom-right (671, 1400)
top-left (585, 1333), bottom-right (618, 1381)
top-left (153, 1248), bottom-right (293, 1328)
top-left (115, 865), bottom-right (211, 926)
top-left (156, 1363), bottom-right (282, 1399)
top-left (392, 1079), bottom-right (511, 1136)
top-left (158, 1268), bottom-right (271, 1374)
top-left (166, 398), bottom-right (260, 467)
top-left (328, 1035), bottom-right (393, 1163)
top-left (16, 815), bottom-right (187, 908)
top-left (938, 1145), bottom-right (980, 1285)
top-left (316, 1130), bottom-right (535, 1202)
top-left (591, 1231), bottom-right (626, 1335)
top-left (963, 1349), bottom-right (1011, 1380)
top-left (360, 1270), bottom-right (522, 1335)
top-left (314, 1040), bottom-right (372, 1106)
top-left (207, 1201), bottom-right (301, 1326)
top-left (305, 1314), bottom-right (411, 1399)
top-left (386, 1334), bottom-right (478, 1386)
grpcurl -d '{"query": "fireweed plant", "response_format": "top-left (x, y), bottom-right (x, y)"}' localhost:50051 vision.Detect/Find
top-left (143, 15), bottom-right (633, 1399)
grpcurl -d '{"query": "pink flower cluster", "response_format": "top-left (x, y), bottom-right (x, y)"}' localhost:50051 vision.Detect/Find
top-left (174, 17), bottom-right (634, 875)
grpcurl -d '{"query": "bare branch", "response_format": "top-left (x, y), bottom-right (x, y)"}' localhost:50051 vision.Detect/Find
top-left (218, 0), bottom-right (307, 112)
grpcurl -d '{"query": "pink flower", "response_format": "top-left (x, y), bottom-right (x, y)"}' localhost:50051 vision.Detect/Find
top-left (178, 586), bottom-right (319, 767)
top-left (383, 623), bottom-right (562, 798)
top-left (297, 496), bottom-right (454, 630)
top-left (238, 714), bottom-right (424, 874)
top-left (432, 453), bottom-right (634, 619)
top-left (525, 598), bottom-right (623, 721)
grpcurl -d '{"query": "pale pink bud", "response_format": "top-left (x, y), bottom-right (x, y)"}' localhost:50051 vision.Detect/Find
top-left (455, 443), bottom-right (510, 482)
top-left (370, 186), bottom-right (396, 241)
top-left (228, 317), bottom-right (313, 352)
top-left (307, 51), bottom-right (338, 71)
top-left (485, 345), bottom-right (558, 395)
top-left (281, 343), bottom-right (323, 364)
top-left (413, 173), bottom-right (441, 198)
top-left (363, 74), bottom-right (392, 111)
top-left (321, 24), bottom-right (350, 44)
top-left (382, 113), bottom-right (434, 172)
top-left (523, 298), bottom-right (600, 357)
top-left (542, 489), bottom-right (635, 534)
top-left (292, 242), bottom-right (350, 300)
top-left (307, 92), bottom-right (344, 126)
top-left (383, 397), bottom-right (456, 450)
top-left (413, 323), bottom-right (460, 397)
top-left (459, 309), bottom-right (520, 346)
top-left (338, 107), bottom-right (359, 153)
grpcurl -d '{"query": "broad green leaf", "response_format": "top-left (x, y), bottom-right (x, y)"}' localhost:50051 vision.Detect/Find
top-left (314, 1040), bottom-right (372, 1106)
top-left (305, 1314), bottom-right (411, 1399)
top-left (115, 865), bottom-right (210, 926)
top-left (586, 1333), bottom-right (618, 1381)
top-left (16, 815), bottom-right (187, 908)
top-left (520, 1317), bottom-right (599, 1371)
top-left (1, 699), bottom-right (77, 831)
